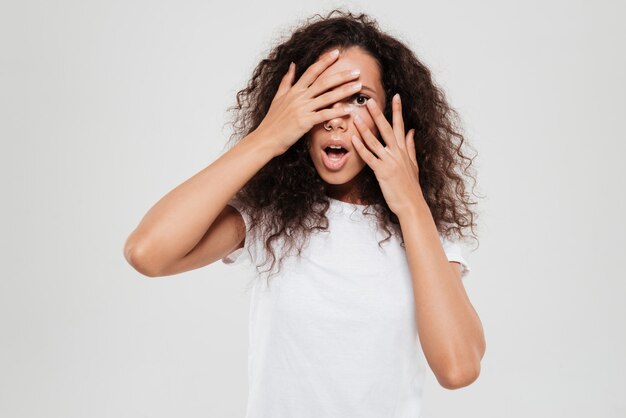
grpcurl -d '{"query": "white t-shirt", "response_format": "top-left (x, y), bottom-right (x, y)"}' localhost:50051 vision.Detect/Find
top-left (222, 197), bottom-right (471, 418)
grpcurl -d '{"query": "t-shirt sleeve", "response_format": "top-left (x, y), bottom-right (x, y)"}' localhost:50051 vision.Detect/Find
top-left (440, 234), bottom-right (471, 281)
top-left (221, 196), bottom-right (254, 266)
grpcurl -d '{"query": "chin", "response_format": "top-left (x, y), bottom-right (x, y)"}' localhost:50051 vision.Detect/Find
top-left (312, 159), bottom-right (366, 191)
top-left (318, 169), bottom-right (359, 184)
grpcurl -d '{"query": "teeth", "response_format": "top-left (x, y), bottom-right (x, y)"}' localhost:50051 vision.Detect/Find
top-left (329, 145), bottom-right (342, 149)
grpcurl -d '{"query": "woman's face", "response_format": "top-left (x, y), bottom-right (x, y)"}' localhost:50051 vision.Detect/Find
top-left (306, 46), bottom-right (386, 202)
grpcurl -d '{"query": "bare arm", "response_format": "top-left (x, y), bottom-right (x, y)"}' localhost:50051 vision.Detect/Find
top-left (124, 48), bottom-right (364, 277)
top-left (399, 197), bottom-right (485, 390)
top-left (123, 132), bottom-right (278, 277)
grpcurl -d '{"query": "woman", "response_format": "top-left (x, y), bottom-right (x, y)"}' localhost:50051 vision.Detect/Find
top-left (124, 10), bottom-right (485, 417)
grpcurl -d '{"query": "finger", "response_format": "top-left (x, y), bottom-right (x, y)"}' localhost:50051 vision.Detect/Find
top-left (365, 98), bottom-right (398, 150)
top-left (352, 115), bottom-right (389, 160)
top-left (311, 105), bottom-right (353, 125)
top-left (310, 80), bottom-right (362, 111)
top-left (273, 62), bottom-right (296, 101)
top-left (406, 129), bottom-right (418, 166)
top-left (392, 94), bottom-right (406, 150)
top-left (308, 69), bottom-right (361, 108)
top-left (351, 135), bottom-right (380, 170)
top-left (294, 48), bottom-right (340, 90)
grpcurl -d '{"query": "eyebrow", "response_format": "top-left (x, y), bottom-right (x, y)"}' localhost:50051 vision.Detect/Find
top-left (360, 85), bottom-right (381, 100)
top-left (360, 85), bottom-right (376, 94)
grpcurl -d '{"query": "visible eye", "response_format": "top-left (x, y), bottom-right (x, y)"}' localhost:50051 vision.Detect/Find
top-left (352, 94), bottom-right (370, 106)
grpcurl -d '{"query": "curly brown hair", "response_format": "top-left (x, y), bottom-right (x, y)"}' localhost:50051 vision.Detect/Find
top-left (222, 9), bottom-right (481, 283)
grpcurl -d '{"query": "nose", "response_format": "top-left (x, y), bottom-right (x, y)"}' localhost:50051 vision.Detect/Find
top-left (324, 102), bottom-right (351, 131)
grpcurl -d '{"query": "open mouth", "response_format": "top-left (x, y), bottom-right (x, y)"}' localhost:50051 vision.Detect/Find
top-left (324, 146), bottom-right (349, 159)
top-left (321, 146), bottom-right (350, 170)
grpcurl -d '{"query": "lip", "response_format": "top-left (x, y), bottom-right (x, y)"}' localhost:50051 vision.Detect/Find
top-left (321, 148), bottom-right (350, 171)
top-left (321, 137), bottom-right (350, 151)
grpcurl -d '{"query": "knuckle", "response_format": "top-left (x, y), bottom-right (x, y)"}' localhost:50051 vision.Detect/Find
top-left (296, 116), bottom-right (309, 130)
top-left (311, 114), bottom-right (323, 126)
top-left (316, 77), bottom-right (330, 92)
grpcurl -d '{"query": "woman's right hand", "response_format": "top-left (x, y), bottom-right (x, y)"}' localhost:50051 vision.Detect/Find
top-left (255, 48), bottom-right (363, 156)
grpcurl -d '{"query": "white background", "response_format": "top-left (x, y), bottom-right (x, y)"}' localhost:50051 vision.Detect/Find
top-left (1, 0), bottom-right (625, 417)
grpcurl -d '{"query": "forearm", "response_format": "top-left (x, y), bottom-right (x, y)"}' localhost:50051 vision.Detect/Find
top-left (398, 196), bottom-right (485, 387)
top-left (124, 130), bottom-right (278, 271)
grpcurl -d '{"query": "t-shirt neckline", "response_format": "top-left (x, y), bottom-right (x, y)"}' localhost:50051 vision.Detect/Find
top-left (327, 196), bottom-right (369, 207)
top-left (327, 197), bottom-right (383, 211)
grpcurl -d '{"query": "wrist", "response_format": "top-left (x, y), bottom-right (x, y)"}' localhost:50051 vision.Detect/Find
top-left (242, 129), bottom-right (284, 160)
top-left (397, 193), bottom-right (430, 221)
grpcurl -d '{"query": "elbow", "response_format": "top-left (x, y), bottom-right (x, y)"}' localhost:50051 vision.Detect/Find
top-left (436, 317), bottom-right (487, 390)
top-left (437, 361), bottom-right (481, 390)
top-left (124, 241), bottom-right (163, 278)
top-left (438, 342), bottom-right (486, 390)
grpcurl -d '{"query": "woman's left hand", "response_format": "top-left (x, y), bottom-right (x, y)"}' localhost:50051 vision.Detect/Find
top-left (351, 94), bottom-right (423, 217)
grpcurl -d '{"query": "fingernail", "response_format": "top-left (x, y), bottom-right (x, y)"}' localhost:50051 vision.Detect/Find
top-left (354, 114), bottom-right (362, 122)
top-left (331, 49), bottom-right (339, 58)
top-left (289, 62), bottom-right (294, 71)
top-left (394, 93), bottom-right (400, 103)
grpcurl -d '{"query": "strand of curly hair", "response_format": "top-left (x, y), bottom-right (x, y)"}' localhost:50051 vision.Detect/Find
top-left (221, 9), bottom-right (482, 286)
